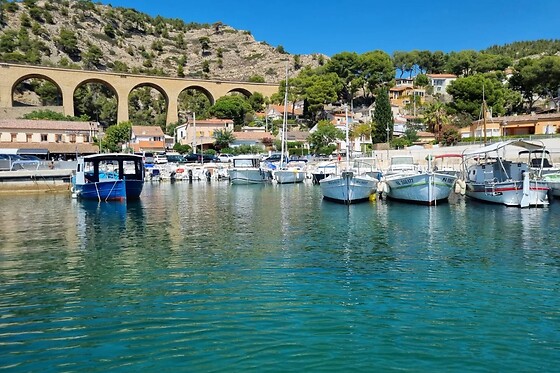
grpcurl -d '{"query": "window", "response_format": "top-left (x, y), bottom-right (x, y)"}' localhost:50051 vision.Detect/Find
top-left (69, 134), bottom-right (76, 143)
top-left (26, 133), bottom-right (32, 142)
top-left (10, 133), bottom-right (16, 142)
top-left (55, 134), bottom-right (62, 142)
top-left (41, 134), bottom-right (47, 141)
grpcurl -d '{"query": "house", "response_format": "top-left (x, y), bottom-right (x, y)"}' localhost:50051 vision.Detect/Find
top-left (231, 131), bottom-right (275, 149)
top-left (175, 118), bottom-right (234, 151)
top-left (264, 102), bottom-right (303, 121)
top-left (0, 119), bottom-right (99, 158)
top-left (426, 73), bottom-right (457, 96)
top-left (462, 112), bottom-right (560, 139)
top-left (130, 125), bottom-right (166, 153)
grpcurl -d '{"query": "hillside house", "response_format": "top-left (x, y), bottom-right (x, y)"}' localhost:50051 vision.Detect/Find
top-left (0, 119), bottom-right (99, 158)
top-left (130, 126), bottom-right (166, 153)
top-left (426, 73), bottom-right (457, 97)
top-left (461, 112), bottom-right (560, 138)
top-left (175, 118), bottom-right (234, 151)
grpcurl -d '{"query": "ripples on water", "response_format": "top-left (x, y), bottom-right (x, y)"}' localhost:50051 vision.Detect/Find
top-left (1, 183), bottom-right (559, 372)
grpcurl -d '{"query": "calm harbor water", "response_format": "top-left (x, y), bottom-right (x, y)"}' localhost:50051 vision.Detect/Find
top-left (1, 182), bottom-right (559, 372)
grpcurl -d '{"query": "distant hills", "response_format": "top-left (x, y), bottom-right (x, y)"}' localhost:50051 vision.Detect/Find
top-left (0, 0), bottom-right (559, 84)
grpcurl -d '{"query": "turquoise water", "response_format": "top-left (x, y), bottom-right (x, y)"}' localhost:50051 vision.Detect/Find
top-left (1, 183), bottom-right (559, 372)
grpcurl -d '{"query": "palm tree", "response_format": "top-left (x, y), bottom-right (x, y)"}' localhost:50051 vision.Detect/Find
top-left (423, 101), bottom-right (449, 142)
top-left (213, 129), bottom-right (236, 151)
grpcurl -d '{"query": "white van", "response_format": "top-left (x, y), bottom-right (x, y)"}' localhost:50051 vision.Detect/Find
top-left (154, 153), bottom-right (168, 164)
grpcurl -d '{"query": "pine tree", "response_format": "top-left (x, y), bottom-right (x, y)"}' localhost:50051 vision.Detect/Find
top-left (372, 87), bottom-right (393, 143)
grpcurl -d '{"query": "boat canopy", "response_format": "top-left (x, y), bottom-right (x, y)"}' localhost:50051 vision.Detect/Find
top-left (463, 140), bottom-right (545, 157)
top-left (83, 153), bottom-right (143, 162)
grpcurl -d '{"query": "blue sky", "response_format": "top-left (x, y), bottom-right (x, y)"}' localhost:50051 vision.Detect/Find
top-left (99, 0), bottom-right (559, 56)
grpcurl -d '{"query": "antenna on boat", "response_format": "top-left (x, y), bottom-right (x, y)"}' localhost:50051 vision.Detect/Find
top-left (280, 64), bottom-right (289, 168)
top-left (345, 104), bottom-right (350, 171)
top-left (482, 85), bottom-right (487, 146)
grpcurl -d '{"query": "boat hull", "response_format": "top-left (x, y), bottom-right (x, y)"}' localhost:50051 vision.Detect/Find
top-left (74, 180), bottom-right (127, 201)
top-left (229, 168), bottom-right (272, 184)
top-left (320, 172), bottom-right (377, 204)
top-left (384, 172), bottom-right (456, 205)
top-left (275, 169), bottom-right (305, 184)
top-left (465, 180), bottom-right (549, 207)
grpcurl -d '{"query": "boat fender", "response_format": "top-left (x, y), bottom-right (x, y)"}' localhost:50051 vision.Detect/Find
top-left (455, 179), bottom-right (466, 195)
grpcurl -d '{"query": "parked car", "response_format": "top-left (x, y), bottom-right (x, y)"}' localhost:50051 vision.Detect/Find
top-left (263, 153), bottom-right (282, 163)
top-left (199, 154), bottom-right (220, 163)
top-left (166, 153), bottom-right (185, 163)
top-left (218, 153), bottom-right (234, 163)
top-left (184, 153), bottom-right (199, 163)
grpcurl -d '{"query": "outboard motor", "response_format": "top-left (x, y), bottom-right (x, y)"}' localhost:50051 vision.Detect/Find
top-left (188, 169), bottom-right (193, 182)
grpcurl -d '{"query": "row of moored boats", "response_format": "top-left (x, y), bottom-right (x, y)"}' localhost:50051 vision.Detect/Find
top-left (70, 138), bottom-right (559, 208)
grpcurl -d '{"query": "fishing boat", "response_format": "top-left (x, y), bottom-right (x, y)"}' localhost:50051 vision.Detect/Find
top-left (381, 155), bottom-right (457, 205)
top-left (319, 106), bottom-right (378, 204)
top-left (310, 161), bottom-right (338, 184)
top-left (462, 139), bottom-right (549, 207)
top-left (72, 153), bottom-right (145, 201)
top-left (274, 66), bottom-right (306, 185)
top-left (229, 156), bottom-right (272, 184)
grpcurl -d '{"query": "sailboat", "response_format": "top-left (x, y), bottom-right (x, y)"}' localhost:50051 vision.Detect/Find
top-left (319, 106), bottom-right (378, 204)
top-left (274, 66), bottom-right (306, 184)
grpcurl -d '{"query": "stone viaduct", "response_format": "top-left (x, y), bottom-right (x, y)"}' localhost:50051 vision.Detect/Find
top-left (0, 63), bottom-right (279, 124)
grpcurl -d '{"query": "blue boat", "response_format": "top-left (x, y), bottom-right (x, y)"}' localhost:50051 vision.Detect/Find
top-left (72, 153), bottom-right (145, 201)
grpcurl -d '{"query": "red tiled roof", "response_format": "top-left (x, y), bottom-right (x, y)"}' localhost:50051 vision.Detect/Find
top-left (426, 74), bottom-right (457, 79)
top-left (233, 131), bottom-right (274, 140)
top-left (472, 113), bottom-right (560, 125)
top-left (131, 125), bottom-right (164, 137)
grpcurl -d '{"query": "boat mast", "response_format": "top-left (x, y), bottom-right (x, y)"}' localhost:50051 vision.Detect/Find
top-left (280, 65), bottom-right (289, 168)
top-left (345, 105), bottom-right (350, 171)
top-left (482, 85), bottom-right (487, 146)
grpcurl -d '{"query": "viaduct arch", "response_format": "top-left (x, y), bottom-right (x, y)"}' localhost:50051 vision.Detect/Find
top-left (0, 63), bottom-right (279, 124)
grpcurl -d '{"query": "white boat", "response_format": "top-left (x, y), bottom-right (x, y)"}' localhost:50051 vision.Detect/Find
top-left (462, 139), bottom-right (549, 207)
top-left (382, 155), bottom-right (457, 205)
top-left (274, 65), bottom-right (306, 185)
top-left (543, 172), bottom-right (560, 198)
top-left (275, 165), bottom-right (306, 184)
top-left (311, 161), bottom-right (338, 184)
top-left (229, 156), bottom-right (272, 184)
top-left (383, 171), bottom-right (457, 205)
top-left (319, 106), bottom-right (377, 204)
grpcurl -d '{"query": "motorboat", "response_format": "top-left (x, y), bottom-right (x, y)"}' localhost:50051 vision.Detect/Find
top-left (72, 153), bottom-right (144, 201)
top-left (381, 155), bottom-right (457, 205)
top-left (319, 106), bottom-right (377, 204)
top-left (229, 156), bottom-right (272, 184)
top-left (311, 161), bottom-right (338, 184)
top-left (462, 140), bottom-right (549, 207)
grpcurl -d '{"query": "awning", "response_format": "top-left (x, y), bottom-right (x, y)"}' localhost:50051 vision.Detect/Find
top-left (16, 148), bottom-right (49, 155)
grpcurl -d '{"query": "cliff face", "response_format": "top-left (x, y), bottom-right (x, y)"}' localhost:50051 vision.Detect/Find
top-left (0, 0), bottom-right (327, 83)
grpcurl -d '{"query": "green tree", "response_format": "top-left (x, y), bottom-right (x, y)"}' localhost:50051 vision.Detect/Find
top-left (248, 92), bottom-right (265, 112)
top-left (372, 87), bottom-right (393, 143)
top-left (209, 95), bottom-right (253, 127)
top-left (101, 121), bottom-right (132, 152)
top-left (359, 50), bottom-right (395, 96)
top-left (83, 44), bottom-right (103, 69)
top-left (509, 56), bottom-right (560, 112)
top-left (447, 74), bottom-right (521, 117)
top-left (248, 75), bottom-right (265, 83)
top-left (307, 120), bottom-right (344, 154)
top-left (56, 28), bottom-right (80, 60)
top-left (199, 36), bottom-right (210, 54)
top-left (212, 129), bottom-right (236, 150)
top-left (35, 80), bottom-right (61, 105)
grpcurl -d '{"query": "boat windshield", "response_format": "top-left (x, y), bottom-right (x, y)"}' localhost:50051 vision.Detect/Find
top-left (391, 156), bottom-right (414, 165)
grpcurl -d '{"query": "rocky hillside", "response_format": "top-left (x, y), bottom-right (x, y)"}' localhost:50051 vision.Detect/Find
top-left (0, 0), bottom-right (326, 83)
